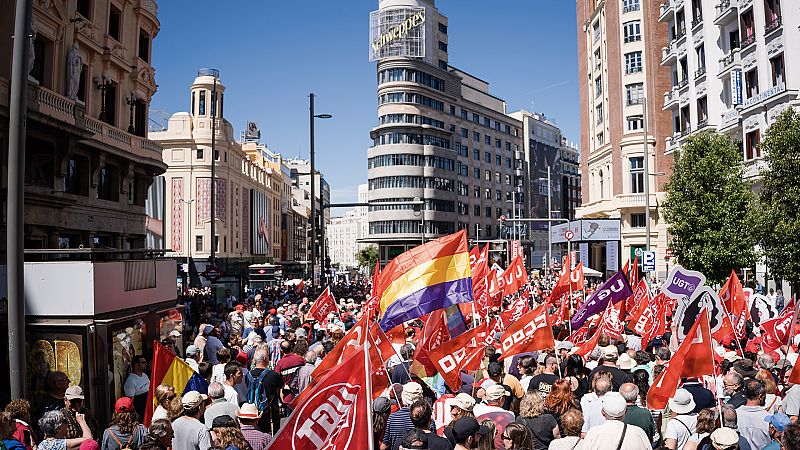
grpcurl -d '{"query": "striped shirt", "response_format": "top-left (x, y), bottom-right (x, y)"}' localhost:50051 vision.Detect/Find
top-left (267, 339), bottom-right (282, 369)
top-left (381, 408), bottom-right (413, 450)
top-left (240, 425), bottom-right (271, 450)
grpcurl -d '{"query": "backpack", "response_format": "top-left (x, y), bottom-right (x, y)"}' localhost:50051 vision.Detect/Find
top-left (246, 369), bottom-right (274, 412)
top-left (109, 427), bottom-right (137, 450)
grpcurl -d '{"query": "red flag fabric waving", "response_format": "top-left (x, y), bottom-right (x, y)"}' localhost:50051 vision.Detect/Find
top-left (430, 324), bottom-right (487, 392)
top-left (719, 270), bottom-right (748, 339)
top-left (310, 315), bottom-right (370, 381)
top-left (307, 287), bottom-right (337, 322)
top-left (628, 291), bottom-right (667, 349)
top-left (629, 256), bottom-right (639, 285)
top-left (295, 279), bottom-right (305, 294)
top-left (267, 345), bottom-right (371, 450)
top-left (647, 310), bottom-right (714, 410)
top-left (471, 246), bottom-right (491, 318)
top-left (600, 300), bottom-right (625, 340)
top-left (500, 294), bottom-right (530, 326)
top-left (498, 304), bottom-right (554, 360)
top-left (411, 310), bottom-right (451, 378)
top-left (761, 302), bottom-right (797, 353)
top-left (364, 261), bottom-right (382, 317)
top-left (500, 255), bottom-right (529, 296)
top-left (573, 322), bottom-right (602, 358)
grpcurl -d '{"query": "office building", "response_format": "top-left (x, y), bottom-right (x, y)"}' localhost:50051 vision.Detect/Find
top-left (576, 0), bottom-right (674, 276)
top-left (367, 0), bottom-right (527, 264)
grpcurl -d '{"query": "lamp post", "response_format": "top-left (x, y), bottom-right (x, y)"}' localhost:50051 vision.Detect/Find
top-left (309, 93), bottom-right (332, 292)
top-left (547, 166), bottom-right (552, 270)
top-left (93, 72), bottom-right (111, 122)
top-left (125, 92), bottom-right (137, 134)
top-left (178, 197), bottom-right (194, 282)
top-left (642, 97), bottom-right (651, 252)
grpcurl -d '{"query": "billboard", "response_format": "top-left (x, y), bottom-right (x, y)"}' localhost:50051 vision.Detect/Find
top-left (551, 219), bottom-right (621, 243)
top-left (250, 189), bottom-right (270, 256)
top-left (369, 7), bottom-right (426, 62)
top-left (145, 175), bottom-right (165, 250)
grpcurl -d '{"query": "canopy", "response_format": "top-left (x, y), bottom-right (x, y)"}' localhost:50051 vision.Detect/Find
top-left (283, 279), bottom-right (303, 286)
top-left (583, 267), bottom-right (604, 277)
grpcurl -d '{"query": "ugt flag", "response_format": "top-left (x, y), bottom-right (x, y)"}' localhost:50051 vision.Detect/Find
top-left (570, 270), bottom-right (632, 329)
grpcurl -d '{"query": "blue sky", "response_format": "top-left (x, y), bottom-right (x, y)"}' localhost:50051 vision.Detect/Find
top-left (150, 1), bottom-right (580, 210)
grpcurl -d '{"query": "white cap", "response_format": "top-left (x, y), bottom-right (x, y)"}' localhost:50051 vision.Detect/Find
top-left (601, 392), bottom-right (627, 418)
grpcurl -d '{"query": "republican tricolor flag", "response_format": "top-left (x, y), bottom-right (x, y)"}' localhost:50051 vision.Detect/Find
top-left (144, 341), bottom-right (209, 425)
top-left (377, 230), bottom-right (474, 331)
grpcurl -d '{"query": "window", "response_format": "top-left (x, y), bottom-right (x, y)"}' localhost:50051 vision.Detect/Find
top-left (496, 190), bottom-right (502, 201)
top-left (484, 117), bottom-right (491, 127)
top-left (625, 52), bottom-right (643, 74)
top-left (450, 105), bottom-right (456, 115)
top-left (745, 129), bottom-right (761, 160)
top-left (745, 68), bottom-right (759, 99)
top-left (595, 103), bottom-right (604, 124)
top-left (485, 170), bottom-right (491, 181)
top-left (485, 207), bottom-right (492, 218)
top-left (626, 83), bottom-right (644, 105)
top-left (473, 131), bottom-right (480, 142)
top-left (438, 41), bottom-right (448, 52)
top-left (64, 155), bottom-right (89, 196)
top-left (97, 164), bottom-right (119, 201)
top-left (623, 21), bottom-right (641, 43)
top-left (473, 187), bottom-right (480, 198)
top-left (595, 76), bottom-right (603, 97)
top-left (630, 157), bottom-right (644, 193)
top-left (697, 97), bottom-right (708, 124)
top-left (484, 152), bottom-right (491, 163)
top-left (438, 59), bottom-right (448, 70)
top-left (593, 21), bottom-right (601, 42)
top-left (627, 116), bottom-right (643, 131)
top-left (108, 5), bottom-right (121, 41)
top-left (630, 213), bottom-right (646, 228)
top-left (102, 80), bottom-right (117, 126)
top-left (764, 0), bottom-right (781, 28)
top-left (505, 142), bottom-right (511, 151)
top-left (473, 113), bottom-right (479, 123)
top-left (495, 139), bottom-right (501, 148)
top-left (740, 9), bottom-right (755, 45)
top-left (696, 44), bottom-right (706, 72)
top-left (461, 127), bottom-right (468, 138)
top-left (461, 109), bottom-right (468, 119)
top-left (495, 155), bottom-right (501, 166)
top-left (196, 236), bottom-right (203, 252)
top-left (77, 0), bottom-right (92, 19)
top-left (506, 157), bottom-right (512, 168)
top-left (474, 205), bottom-right (481, 217)
top-left (473, 149), bottom-right (480, 160)
top-left (138, 29), bottom-right (150, 62)
top-left (199, 91), bottom-right (206, 115)
top-left (485, 135), bottom-right (491, 145)
top-left (438, 22), bottom-right (448, 34)
top-left (76, 64), bottom-right (87, 102)
top-left (771, 54), bottom-right (785, 87)
top-left (196, 148), bottom-right (204, 159)
top-left (485, 189), bottom-right (491, 200)
top-left (623, 0), bottom-right (640, 13)
top-left (473, 168), bottom-right (480, 178)
top-left (596, 131), bottom-right (605, 146)
top-left (494, 172), bottom-right (501, 183)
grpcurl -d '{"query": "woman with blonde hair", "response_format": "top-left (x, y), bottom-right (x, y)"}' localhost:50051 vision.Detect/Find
top-left (150, 385), bottom-right (175, 422)
top-left (756, 369), bottom-right (783, 413)
top-left (476, 419), bottom-right (496, 450)
top-left (516, 392), bottom-right (560, 450)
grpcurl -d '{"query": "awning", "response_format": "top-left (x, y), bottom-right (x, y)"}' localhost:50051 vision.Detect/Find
top-left (583, 267), bottom-right (604, 277)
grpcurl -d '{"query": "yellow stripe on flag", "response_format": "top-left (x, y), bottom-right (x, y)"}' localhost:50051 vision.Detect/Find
top-left (380, 252), bottom-right (470, 311)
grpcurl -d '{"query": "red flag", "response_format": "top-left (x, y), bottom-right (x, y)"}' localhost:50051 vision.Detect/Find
top-left (719, 270), bottom-right (748, 339)
top-left (570, 263), bottom-right (585, 291)
top-left (761, 302), bottom-right (798, 353)
top-left (498, 304), bottom-right (554, 359)
top-left (500, 255), bottom-right (529, 296)
top-left (267, 345), bottom-right (371, 450)
top-left (549, 295), bottom-right (570, 326)
top-left (573, 323), bottom-right (602, 358)
top-left (430, 324), bottom-right (487, 392)
top-left (310, 315), bottom-right (370, 381)
top-left (307, 287), bottom-right (337, 322)
top-left (599, 300), bottom-right (625, 340)
top-left (471, 246), bottom-right (491, 318)
top-left (647, 310), bottom-right (714, 410)
top-left (411, 310), bottom-right (451, 378)
top-left (500, 294), bottom-right (530, 326)
top-left (364, 261), bottom-right (382, 317)
top-left (484, 317), bottom-right (505, 346)
top-left (367, 324), bottom-right (394, 399)
top-left (628, 291), bottom-right (667, 349)
top-left (567, 321), bottom-right (592, 347)
top-left (295, 279), bottom-right (305, 294)
top-left (630, 256), bottom-right (639, 285)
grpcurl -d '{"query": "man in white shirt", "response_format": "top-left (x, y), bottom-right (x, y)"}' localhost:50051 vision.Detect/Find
top-left (124, 355), bottom-right (150, 420)
top-left (581, 376), bottom-right (612, 437)
top-left (736, 379), bottom-right (771, 450)
top-left (664, 389), bottom-right (698, 450)
top-left (184, 345), bottom-right (201, 372)
top-left (583, 392), bottom-right (651, 450)
top-left (223, 362), bottom-right (243, 405)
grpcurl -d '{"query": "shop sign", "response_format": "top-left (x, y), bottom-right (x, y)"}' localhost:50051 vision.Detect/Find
top-left (743, 83), bottom-right (785, 108)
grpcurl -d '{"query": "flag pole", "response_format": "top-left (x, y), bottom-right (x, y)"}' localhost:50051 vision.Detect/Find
top-left (718, 296), bottom-right (746, 357)
top-left (364, 333), bottom-right (375, 450)
top-left (707, 309), bottom-right (723, 425)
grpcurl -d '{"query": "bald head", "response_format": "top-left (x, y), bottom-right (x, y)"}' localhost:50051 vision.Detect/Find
top-left (595, 377), bottom-right (612, 396)
top-left (619, 383), bottom-right (639, 404)
top-left (304, 350), bottom-right (317, 364)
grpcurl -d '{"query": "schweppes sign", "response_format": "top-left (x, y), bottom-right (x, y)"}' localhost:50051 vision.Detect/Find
top-left (371, 9), bottom-right (425, 54)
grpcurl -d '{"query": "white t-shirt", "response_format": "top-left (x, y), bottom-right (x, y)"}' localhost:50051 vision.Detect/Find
top-left (223, 383), bottom-right (240, 405)
top-left (664, 414), bottom-right (697, 450)
top-left (581, 393), bottom-right (606, 433)
top-left (784, 384), bottom-right (800, 417)
top-left (583, 420), bottom-right (651, 450)
top-left (211, 363), bottom-right (226, 385)
top-left (124, 372), bottom-right (150, 397)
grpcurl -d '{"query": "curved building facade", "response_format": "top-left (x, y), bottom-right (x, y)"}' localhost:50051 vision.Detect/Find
top-left (368, 0), bottom-right (527, 262)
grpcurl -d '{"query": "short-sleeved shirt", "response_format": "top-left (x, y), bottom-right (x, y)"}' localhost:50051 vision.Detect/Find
top-left (527, 373), bottom-right (559, 397)
top-left (664, 415), bottom-right (697, 450)
top-left (172, 416), bottom-right (212, 450)
top-left (37, 439), bottom-right (66, 450)
top-left (382, 408), bottom-right (413, 450)
top-left (783, 384), bottom-right (800, 417)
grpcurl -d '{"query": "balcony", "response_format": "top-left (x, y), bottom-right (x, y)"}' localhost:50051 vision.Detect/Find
top-left (714, 0), bottom-right (738, 25)
top-left (680, 126), bottom-right (693, 137)
top-left (695, 66), bottom-right (707, 80)
top-left (740, 33), bottom-right (756, 50)
top-left (697, 118), bottom-right (709, 129)
top-left (661, 43), bottom-right (677, 65)
top-left (659, 1), bottom-right (674, 22)
top-left (691, 17), bottom-right (704, 30)
top-left (677, 78), bottom-right (689, 91)
top-left (627, 98), bottom-right (644, 106)
top-left (622, 3), bottom-right (641, 13)
top-left (765, 15), bottom-right (782, 36)
top-left (2, 79), bottom-right (165, 166)
top-left (663, 89), bottom-right (679, 110)
top-left (717, 49), bottom-right (741, 78)
top-left (674, 29), bottom-right (687, 44)
top-left (666, 136), bottom-right (680, 154)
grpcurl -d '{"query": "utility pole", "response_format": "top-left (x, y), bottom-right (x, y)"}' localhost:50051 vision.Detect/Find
top-left (309, 93), bottom-right (316, 291)
top-left (547, 166), bottom-right (553, 270)
top-left (7, 0), bottom-right (33, 400)
top-left (643, 97), bottom-right (651, 252)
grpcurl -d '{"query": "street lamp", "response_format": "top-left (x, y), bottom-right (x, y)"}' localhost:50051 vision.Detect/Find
top-left (125, 91), bottom-right (138, 134)
top-left (93, 72), bottom-right (111, 122)
top-left (309, 92), bottom-right (332, 292)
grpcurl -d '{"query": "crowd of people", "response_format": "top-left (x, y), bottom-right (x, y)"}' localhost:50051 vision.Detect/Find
top-left (3, 269), bottom-right (800, 450)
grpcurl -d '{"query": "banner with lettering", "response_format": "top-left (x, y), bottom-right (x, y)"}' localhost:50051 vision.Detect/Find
top-left (307, 287), bottom-right (337, 322)
top-left (570, 270), bottom-right (632, 329)
top-left (498, 305), bottom-right (554, 360)
top-left (429, 324), bottom-right (487, 392)
top-left (501, 255), bottom-right (529, 296)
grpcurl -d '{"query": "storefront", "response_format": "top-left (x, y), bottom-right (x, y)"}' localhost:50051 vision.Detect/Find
top-left (551, 219), bottom-right (621, 276)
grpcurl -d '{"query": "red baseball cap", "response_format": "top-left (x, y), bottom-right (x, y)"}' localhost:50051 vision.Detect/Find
top-left (115, 397), bottom-right (134, 413)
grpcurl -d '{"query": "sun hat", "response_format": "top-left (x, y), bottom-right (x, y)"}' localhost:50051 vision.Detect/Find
top-left (668, 389), bottom-right (696, 415)
top-left (236, 403), bottom-right (262, 419)
top-left (617, 353), bottom-right (636, 370)
top-left (65, 386), bottom-right (84, 400)
top-left (601, 392), bottom-right (627, 418)
top-left (484, 384), bottom-right (510, 402)
top-left (181, 391), bottom-right (208, 409)
top-left (601, 345), bottom-right (619, 359)
top-left (710, 427), bottom-right (740, 449)
top-left (448, 393), bottom-right (476, 412)
top-left (733, 359), bottom-right (757, 378)
top-left (401, 382), bottom-right (423, 406)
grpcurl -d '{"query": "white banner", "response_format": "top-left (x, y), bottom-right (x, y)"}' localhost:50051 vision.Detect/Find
top-left (606, 241), bottom-right (619, 272)
top-left (580, 243), bottom-right (589, 268)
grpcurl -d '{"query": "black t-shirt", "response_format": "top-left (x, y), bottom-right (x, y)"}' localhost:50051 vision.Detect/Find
top-left (527, 373), bottom-right (559, 396)
top-left (392, 431), bottom-right (453, 450)
top-left (517, 414), bottom-right (557, 450)
top-left (588, 365), bottom-right (633, 391)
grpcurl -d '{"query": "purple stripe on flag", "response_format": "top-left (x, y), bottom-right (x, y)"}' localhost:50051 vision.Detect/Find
top-left (380, 277), bottom-right (473, 332)
top-left (570, 271), bottom-right (632, 329)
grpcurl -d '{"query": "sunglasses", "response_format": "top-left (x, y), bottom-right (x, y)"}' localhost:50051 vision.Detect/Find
top-left (502, 434), bottom-right (511, 440)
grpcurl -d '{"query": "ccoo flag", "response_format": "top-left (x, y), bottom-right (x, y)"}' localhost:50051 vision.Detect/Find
top-left (377, 230), bottom-right (473, 331)
top-left (144, 341), bottom-right (208, 425)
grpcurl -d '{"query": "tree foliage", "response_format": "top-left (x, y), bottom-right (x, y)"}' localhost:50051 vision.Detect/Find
top-left (663, 131), bottom-right (758, 283)
top-left (758, 109), bottom-right (800, 289)
top-left (356, 245), bottom-right (379, 271)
